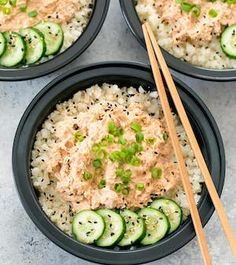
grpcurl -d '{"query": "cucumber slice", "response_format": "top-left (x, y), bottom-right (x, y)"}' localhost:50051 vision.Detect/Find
top-left (96, 209), bottom-right (125, 247)
top-left (20, 28), bottom-right (46, 64)
top-left (221, 24), bottom-right (236, 59)
top-left (35, 21), bottom-right (64, 56)
top-left (150, 198), bottom-right (182, 234)
top-left (0, 32), bottom-right (25, 67)
top-left (0, 32), bottom-right (6, 57)
top-left (72, 210), bottom-right (105, 244)
top-left (118, 209), bottom-right (145, 247)
top-left (138, 208), bottom-right (169, 245)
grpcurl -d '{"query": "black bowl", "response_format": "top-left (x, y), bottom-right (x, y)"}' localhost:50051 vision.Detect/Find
top-left (12, 62), bottom-right (225, 264)
top-left (0, 0), bottom-right (110, 81)
top-left (120, 0), bottom-right (236, 81)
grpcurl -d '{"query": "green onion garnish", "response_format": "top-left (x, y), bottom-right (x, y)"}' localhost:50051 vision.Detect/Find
top-left (130, 122), bottom-right (142, 133)
top-left (98, 179), bottom-right (106, 189)
top-left (135, 132), bottom-right (144, 143)
top-left (19, 4), bottom-right (27, 12)
top-left (118, 136), bottom-right (127, 145)
top-left (130, 156), bottom-right (141, 166)
top-left (3, 7), bottom-right (11, 14)
top-left (92, 158), bottom-right (102, 169)
top-left (116, 168), bottom-right (132, 184)
top-left (181, 2), bottom-right (194, 12)
top-left (108, 121), bottom-right (124, 137)
top-left (0, 0), bottom-right (8, 5)
top-left (209, 9), bottom-right (218, 17)
top-left (150, 167), bottom-right (163, 180)
top-left (162, 132), bottom-right (169, 141)
top-left (83, 171), bottom-right (93, 181)
top-left (28, 10), bottom-right (38, 17)
top-left (9, 0), bottom-right (16, 6)
top-left (145, 138), bottom-right (156, 145)
top-left (73, 131), bottom-right (85, 142)
top-left (191, 6), bottom-right (201, 17)
top-left (136, 183), bottom-right (144, 191)
top-left (122, 187), bottom-right (130, 195)
top-left (114, 183), bottom-right (123, 193)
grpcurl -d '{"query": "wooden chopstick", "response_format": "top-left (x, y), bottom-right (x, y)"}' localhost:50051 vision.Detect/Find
top-left (145, 22), bottom-right (236, 257)
top-left (142, 23), bottom-right (212, 265)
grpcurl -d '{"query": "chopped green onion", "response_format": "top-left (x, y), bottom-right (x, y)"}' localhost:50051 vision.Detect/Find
top-left (92, 158), bottom-right (102, 169)
top-left (130, 122), bottom-right (142, 133)
top-left (136, 183), bottom-right (144, 191)
top-left (114, 183), bottom-right (123, 193)
top-left (28, 10), bottom-right (38, 17)
top-left (122, 187), bottom-right (130, 195)
top-left (116, 168), bottom-right (132, 184)
top-left (162, 131), bottom-right (169, 141)
top-left (0, 0), bottom-right (8, 5)
top-left (83, 171), bottom-right (93, 181)
top-left (135, 132), bottom-right (144, 143)
top-left (191, 6), bottom-right (201, 17)
top-left (208, 9), bottom-right (218, 17)
top-left (118, 136), bottom-right (127, 145)
top-left (108, 121), bottom-right (124, 137)
top-left (181, 2), bottom-right (194, 12)
top-left (19, 3), bottom-right (27, 11)
top-left (3, 7), bottom-right (11, 14)
top-left (73, 131), bottom-right (85, 142)
top-left (98, 179), bottom-right (106, 189)
top-left (150, 167), bottom-right (163, 180)
top-left (130, 156), bottom-right (141, 166)
top-left (145, 138), bottom-right (156, 145)
top-left (9, 0), bottom-right (16, 6)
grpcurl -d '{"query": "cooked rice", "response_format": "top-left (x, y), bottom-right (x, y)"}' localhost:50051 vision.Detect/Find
top-left (31, 84), bottom-right (204, 235)
top-left (135, 0), bottom-right (236, 69)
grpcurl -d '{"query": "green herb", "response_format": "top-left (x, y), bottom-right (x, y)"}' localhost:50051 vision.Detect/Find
top-left (3, 7), bottom-right (11, 14)
top-left (98, 179), bottom-right (106, 189)
top-left (145, 138), bottom-right (156, 145)
top-left (118, 136), bottom-right (127, 145)
top-left (108, 121), bottom-right (124, 137)
top-left (130, 122), bottom-right (142, 133)
top-left (83, 171), bottom-right (93, 181)
top-left (92, 158), bottom-right (102, 169)
top-left (162, 131), bottom-right (169, 141)
top-left (191, 6), bottom-right (201, 17)
top-left (122, 187), bottom-right (130, 195)
top-left (9, 0), bottom-right (16, 6)
top-left (150, 167), bottom-right (163, 180)
top-left (181, 2), bottom-right (194, 12)
top-left (130, 156), bottom-right (141, 166)
top-left (19, 3), bottom-right (27, 11)
top-left (135, 132), bottom-right (144, 143)
top-left (0, 0), bottom-right (8, 5)
top-left (73, 131), bottom-right (85, 142)
top-left (28, 10), bottom-right (38, 17)
top-left (136, 183), bottom-right (144, 191)
top-left (114, 183), bottom-right (123, 193)
top-left (209, 9), bottom-right (218, 17)
top-left (116, 168), bottom-right (132, 184)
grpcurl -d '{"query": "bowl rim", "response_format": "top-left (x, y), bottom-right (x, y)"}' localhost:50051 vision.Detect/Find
top-left (0, 0), bottom-right (110, 81)
top-left (12, 61), bottom-right (226, 264)
top-left (119, 0), bottom-right (236, 81)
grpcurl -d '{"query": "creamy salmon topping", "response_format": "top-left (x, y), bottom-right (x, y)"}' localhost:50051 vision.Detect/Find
top-left (0, 0), bottom-right (80, 32)
top-left (153, 0), bottom-right (236, 44)
top-left (45, 99), bottom-right (180, 213)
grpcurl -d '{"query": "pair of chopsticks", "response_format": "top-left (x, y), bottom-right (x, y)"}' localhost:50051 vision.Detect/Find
top-left (142, 22), bottom-right (236, 265)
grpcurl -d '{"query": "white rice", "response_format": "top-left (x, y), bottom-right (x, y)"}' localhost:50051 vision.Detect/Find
top-left (135, 0), bottom-right (236, 69)
top-left (31, 84), bottom-right (204, 235)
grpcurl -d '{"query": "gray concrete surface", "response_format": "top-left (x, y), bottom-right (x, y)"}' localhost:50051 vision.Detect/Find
top-left (0, 1), bottom-right (235, 265)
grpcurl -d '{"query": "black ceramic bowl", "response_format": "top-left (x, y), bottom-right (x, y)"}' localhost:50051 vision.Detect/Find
top-left (0, 0), bottom-right (110, 81)
top-left (12, 62), bottom-right (225, 264)
top-left (120, 0), bottom-right (236, 81)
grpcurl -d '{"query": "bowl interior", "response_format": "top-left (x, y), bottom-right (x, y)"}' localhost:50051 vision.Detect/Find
top-left (0, 0), bottom-right (110, 81)
top-left (119, 0), bottom-right (236, 81)
top-left (13, 62), bottom-right (225, 264)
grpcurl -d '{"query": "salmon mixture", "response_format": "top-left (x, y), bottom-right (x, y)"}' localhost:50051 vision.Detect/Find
top-left (136, 0), bottom-right (236, 69)
top-left (31, 84), bottom-right (203, 234)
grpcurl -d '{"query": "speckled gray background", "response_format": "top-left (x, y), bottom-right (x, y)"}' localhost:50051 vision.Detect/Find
top-left (0, 1), bottom-right (235, 265)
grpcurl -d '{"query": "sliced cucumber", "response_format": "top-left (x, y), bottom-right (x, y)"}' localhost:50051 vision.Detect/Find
top-left (221, 24), bottom-right (236, 59)
top-left (72, 210), bottom-right (105, 244)
top-left (150, 198), bottom-right (182, 234)
top-left (0, 32), bottom-right (25, 67)
top-left (118, 209), bottom-right (145, 247)
top-left (35, 21), bottom-right (64, 56)
top-left (20, 28), bottom-right (46, 64)
top-left (0, 32), bottom-right (6, 57)
top-left (96, 209), bottom-right (125, 247)
top-left (138, 208), bottom-right (169, 245)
